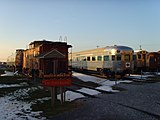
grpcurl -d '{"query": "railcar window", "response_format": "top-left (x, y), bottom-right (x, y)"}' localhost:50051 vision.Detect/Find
top-left (81, 56), bottom-right (86, 61)
top-left (133, 55), bottom-right (136, 60)
top-left (76, 57), bottom-right (79, 61)
top-left (150, 57), bottom-right (155, 62)
top-left (124, 54), bottom-right (130, 61)
top-left (112, 55), bottom-right (115, 61)
top-left (87, 56), bottom-right (90, 61)
top-left (97, 56), bottom-right (102, 61)
top-left (104, 55), bottom-right (109, 61)
top-left (117, 55), bottom-right (121, 61)
top-left (92, 56), bottom-right (96, 61)
top-left (138, 54), bottom-right (141, 59)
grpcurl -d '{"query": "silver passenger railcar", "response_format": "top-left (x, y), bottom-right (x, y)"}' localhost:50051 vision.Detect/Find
top-left (69, 45), bottom-right (134, 77)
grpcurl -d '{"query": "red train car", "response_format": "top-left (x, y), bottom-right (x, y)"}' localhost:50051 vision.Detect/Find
top-left (22, 40), bottom-right (72, 76)
top-left (133, 49), bottom-right (148, 72)
top-left (146, 52), bottom-right (160, 71)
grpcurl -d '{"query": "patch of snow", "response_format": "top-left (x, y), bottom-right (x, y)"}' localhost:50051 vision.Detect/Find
top-left (0, 85), bottom-right (47, 119)
top-left (57, 91), bottom-right (85, 102)
top-left (0, 84), bottom-right (22, 88)
top-left (125, 74), bottom-right (154, 79)
top-left (1, 71), bottom-right (19, 76)
top-left (1, 71), bottom-right (14, 76)
top-left (99, 80), bottom-right (116, 86)
top-left (10, 86), bottom-right (43, 100)
top-left (35, 97), bottom-right (51, 102)
top-left (118, 80), bottom-right (132, 83)
top-left (142, 72), bottom-right (160, 75)
top-left (73, 72), bottom-right (132, 86)
top-left (0, 82), bottom-right (28, 89)
top-left (33, 91), bottom-right (85, 102)
top-left (0, 93), bottom-right (45, 120)
top-left (14, 71), bottom-right (19, 75)
top-left (96, 86), bottom-right (119, 92)
top-left (77, 88), bottom-right (100, 95)
top-left (33, 97), bottom-right (51, 104)
top-left (0, 83), bottom-right (87, 119)
top-left (73, 72), bottom-right (133, 94)
top-left (73, 72), bottom-right (107, 84)
top-left (96, 80), bottom-right (132, 93)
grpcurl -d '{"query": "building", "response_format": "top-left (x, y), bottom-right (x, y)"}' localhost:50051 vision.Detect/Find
top-left (146, 52), bottom-right (160, 71)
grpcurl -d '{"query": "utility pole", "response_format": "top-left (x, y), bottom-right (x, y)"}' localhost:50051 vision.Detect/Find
top-left (140, 45), bottom-right (142, 50)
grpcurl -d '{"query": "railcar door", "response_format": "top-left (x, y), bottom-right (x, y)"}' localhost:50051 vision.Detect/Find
top-left (122, 53), bottom-right (133, 73)
top-left (113, 54), bottom-right (122, 72)
top-left (103, 55), bottom-right (112, 70)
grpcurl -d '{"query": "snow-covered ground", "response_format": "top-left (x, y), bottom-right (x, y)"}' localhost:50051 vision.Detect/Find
top-left (0, 86), bottom-right (46, 120)
top-left (0, 71), bottom-right (157, 119)
top-left (1, 71), bottom-right (18, 76)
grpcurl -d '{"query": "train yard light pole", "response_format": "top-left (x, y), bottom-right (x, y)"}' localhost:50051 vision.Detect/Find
top-left (141, 69), bottom-right (143, 80)
top-left (115, 63), bottom-right (118, 85)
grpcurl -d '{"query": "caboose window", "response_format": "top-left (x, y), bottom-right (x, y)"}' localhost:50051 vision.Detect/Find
top-left (117, 55), bottom-right (121, 61)
top-left (124, 54), bottom-right (130, 61)
top-left (112, 55), bottom-right (115, 61)
top-left (104, 55), bottom-right (109, 61)
top-left (97, 56), bottom-right (102, 61)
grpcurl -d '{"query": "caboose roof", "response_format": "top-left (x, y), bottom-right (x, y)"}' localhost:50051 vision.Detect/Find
top-left (37, 49), bottom-right (65, 59)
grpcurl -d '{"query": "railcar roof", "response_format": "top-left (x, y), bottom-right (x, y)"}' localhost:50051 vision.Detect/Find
top-left (105, 45), bottom-right (133, 51)
top-left (72, 45), bottom-right (133, 54)
top-left (134, 49), bottom-right (148, 53)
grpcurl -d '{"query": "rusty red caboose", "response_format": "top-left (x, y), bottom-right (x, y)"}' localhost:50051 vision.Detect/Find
top-left (146, 52), bottom-right (160, 71)
top-left (22, 40), bottom-right (72, 76)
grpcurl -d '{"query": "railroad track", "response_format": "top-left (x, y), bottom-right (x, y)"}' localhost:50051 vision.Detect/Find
top-left (129, 75), bottom-right (160, 83)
